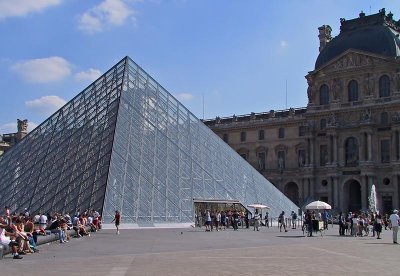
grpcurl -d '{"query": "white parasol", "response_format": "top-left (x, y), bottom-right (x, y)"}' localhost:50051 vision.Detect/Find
top-left (247, 204), bottom-right (271, 209)
top-left (305, 200), bottom-right (331, 210)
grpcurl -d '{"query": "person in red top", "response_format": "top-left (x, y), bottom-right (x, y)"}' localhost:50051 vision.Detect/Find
top-left (111, 210), bottom-right (120, 235)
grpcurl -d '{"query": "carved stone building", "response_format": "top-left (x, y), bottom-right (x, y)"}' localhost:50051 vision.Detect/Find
top-left (204, 9), bottom-right (400, 214)
top-left (0, 119), bottom-right (28, 156)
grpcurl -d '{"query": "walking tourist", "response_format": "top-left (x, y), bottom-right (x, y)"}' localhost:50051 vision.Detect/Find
top-left (278, 211), bottom-right (288, 232)
top-left (291, 211), bottom-right (297, 229)
top-left (232, 210), bottom-right (240, 231)
top-left (389, 209), bottom-right (399, 244)
top-left (304, 210), bottom-right (313, 237)
top-left (111, 210), bottom-right (121, 235)
top-left (322, 210), bottom-right (329, 230)
top-left (338, 212), bottom-right (345, 236)
top-left (264, 212), bottom-right (269, 228)
top-left (253, 211), bottom-right (260, 231)
top-left (375, 213), bottom-right (383, 239)
top-left (215, 211), bottom-right (221, 231)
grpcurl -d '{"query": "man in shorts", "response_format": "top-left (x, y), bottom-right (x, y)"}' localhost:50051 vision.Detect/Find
top-left (111, 210), bottom-right (121, 234)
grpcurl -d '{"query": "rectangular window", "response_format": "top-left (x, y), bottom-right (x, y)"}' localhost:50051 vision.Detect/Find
top-left (381, 139), bottom-right (390, 163)
top-left (240, 131), bottom-right (246, 142)
top-left (258, 152), bottom-right (266, 170)
top-left (223, 133), bottom-right (229, 143)
top-left (277, 151), bottom-right (285, 169)
top-left (299, 126), bottom-right (307, 137)
top-left (258, 130), bottom-right (265, 140)
top-left (298, 149), bottom-right (305, 167)
top-left (278, 128), bottom-right (285, 139)
top-left (320, 145), bottom-right (328, 166)
top-left (320, 119), bottom-right (327, 130)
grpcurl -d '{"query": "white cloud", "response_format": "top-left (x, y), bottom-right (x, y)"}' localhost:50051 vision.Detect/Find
top-left (0, 121), bottom-right (38, 134)
top-left (78, 0), bottom-right (135, 34)
top-left (11, 56), bottom-right (71, 83)
top-left (75, 68), bottom-right (102, 82)
top-left (175, 92), bottom-right (194, 101)
top-left (25, 95), bottom-right (67, 115)
top-left (280, 40), bottom-right (289, 49)
top-left (0, 122), bottom-right (17, 134)
top-left (0, 0), bottom-right (61, 20)
top-left (79, 13), bottom-right (102, 34)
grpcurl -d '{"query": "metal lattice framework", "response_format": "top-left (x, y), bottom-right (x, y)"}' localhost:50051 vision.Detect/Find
top-left (0, 57), bottom-right (298, 225)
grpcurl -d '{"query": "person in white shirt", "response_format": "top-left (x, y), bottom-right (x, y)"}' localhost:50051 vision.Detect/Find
top-left (389, 209), bottom-right (399, 244)
top-left (352, 215), bottom-right (359, 237)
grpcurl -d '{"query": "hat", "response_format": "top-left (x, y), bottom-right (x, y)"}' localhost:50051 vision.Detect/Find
top-left (394, 209), bottom-right (398, 214)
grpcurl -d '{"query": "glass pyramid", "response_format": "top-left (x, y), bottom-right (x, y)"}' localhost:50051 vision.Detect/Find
top-left (0, 57), bottom-right (298, 225)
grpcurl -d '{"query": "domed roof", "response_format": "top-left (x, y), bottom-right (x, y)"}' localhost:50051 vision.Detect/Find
top-left (315, 10), bottom-right (400, 69)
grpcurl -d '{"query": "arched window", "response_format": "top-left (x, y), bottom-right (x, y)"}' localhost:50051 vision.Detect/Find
top-left (345, 137), bottom-right (359, 166)
top-left (319, 84), bottom-right (329, 105)
top-left (348, 80), bottom-right (358, 102)
top-left (379, 75), bottom-right (390, 97)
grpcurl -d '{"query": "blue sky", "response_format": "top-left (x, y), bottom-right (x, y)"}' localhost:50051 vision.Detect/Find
top-left (1, 0), bottom-right (400, 134)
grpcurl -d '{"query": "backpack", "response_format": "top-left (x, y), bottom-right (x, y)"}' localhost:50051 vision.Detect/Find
top-left (293, 213), bottom-right (297, 220)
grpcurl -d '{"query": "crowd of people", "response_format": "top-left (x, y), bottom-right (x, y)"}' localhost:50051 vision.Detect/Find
top-left (0, 206), bottom-right (101, 260)
top-left (197, 209), bottom-right (278, 232)
top-left (336, 210), bottom-right (400, 242)
top-left (196, 208), bottom-right (400, 244)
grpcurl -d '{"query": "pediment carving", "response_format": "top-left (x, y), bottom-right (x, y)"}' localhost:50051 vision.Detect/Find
top-left (322, 52), bottom-right (389, 73)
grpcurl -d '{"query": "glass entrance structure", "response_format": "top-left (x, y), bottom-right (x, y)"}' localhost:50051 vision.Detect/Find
top-left (0, 57), bottom-right (298, 225)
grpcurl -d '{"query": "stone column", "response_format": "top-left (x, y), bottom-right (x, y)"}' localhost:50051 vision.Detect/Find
top-left (333, 134), bottom-right (338, 165)
top-left (397, 131), bottom-right (400, 161)
top-left (367, 132), bottom-right (372, 162)
top-left (309, 177), bottom-right (314, 199)
top-left (328, 135), bottom-right (333, 164)
top-left (361, 175), bottom-right (368, 211)
top-left (329, 177), bottom-right (334, 206)
top-left (359, 132), bottom-right (365, 162)
top-left (333, 176), bottom-right (339, 210)
top-left (310, 138), bottom-right (315, 166)
top-left (393, 174), bottom-right (399, 209)
top-left (392, 131), bottom-right (396, 162)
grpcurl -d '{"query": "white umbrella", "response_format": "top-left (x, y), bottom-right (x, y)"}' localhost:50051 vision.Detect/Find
top-left (247, 204), bottom-right (270, 209)
top-left (305, 200), bottom-right (331, 210)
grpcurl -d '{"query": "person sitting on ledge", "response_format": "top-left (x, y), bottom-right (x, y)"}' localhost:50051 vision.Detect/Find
top-left (13, 217), bottom-right (34, 254)
top-left (0, 216), bottom-right (23, 259)
top-left (72, 215), bottom-right (90, 237)
top-left (48, 215), bottom-right (67, 244)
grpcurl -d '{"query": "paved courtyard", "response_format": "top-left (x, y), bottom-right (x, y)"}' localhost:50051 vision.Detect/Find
top-left (2, 224), bottom-right (399, 276)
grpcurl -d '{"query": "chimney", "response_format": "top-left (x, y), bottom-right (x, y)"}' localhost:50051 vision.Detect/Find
top-left (16, 119), bottom-right (28, 141)
top-left (318, 25), bottom-right (332, 52)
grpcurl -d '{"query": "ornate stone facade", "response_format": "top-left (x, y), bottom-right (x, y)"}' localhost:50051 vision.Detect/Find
top-left (0, 119), bottom-right (28, 156)
top-left (204, 10), bottom-right (400, 214)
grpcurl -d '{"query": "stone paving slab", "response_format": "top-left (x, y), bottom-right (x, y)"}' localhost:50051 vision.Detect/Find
top-left (1, 225), bottom-right (399, 276)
